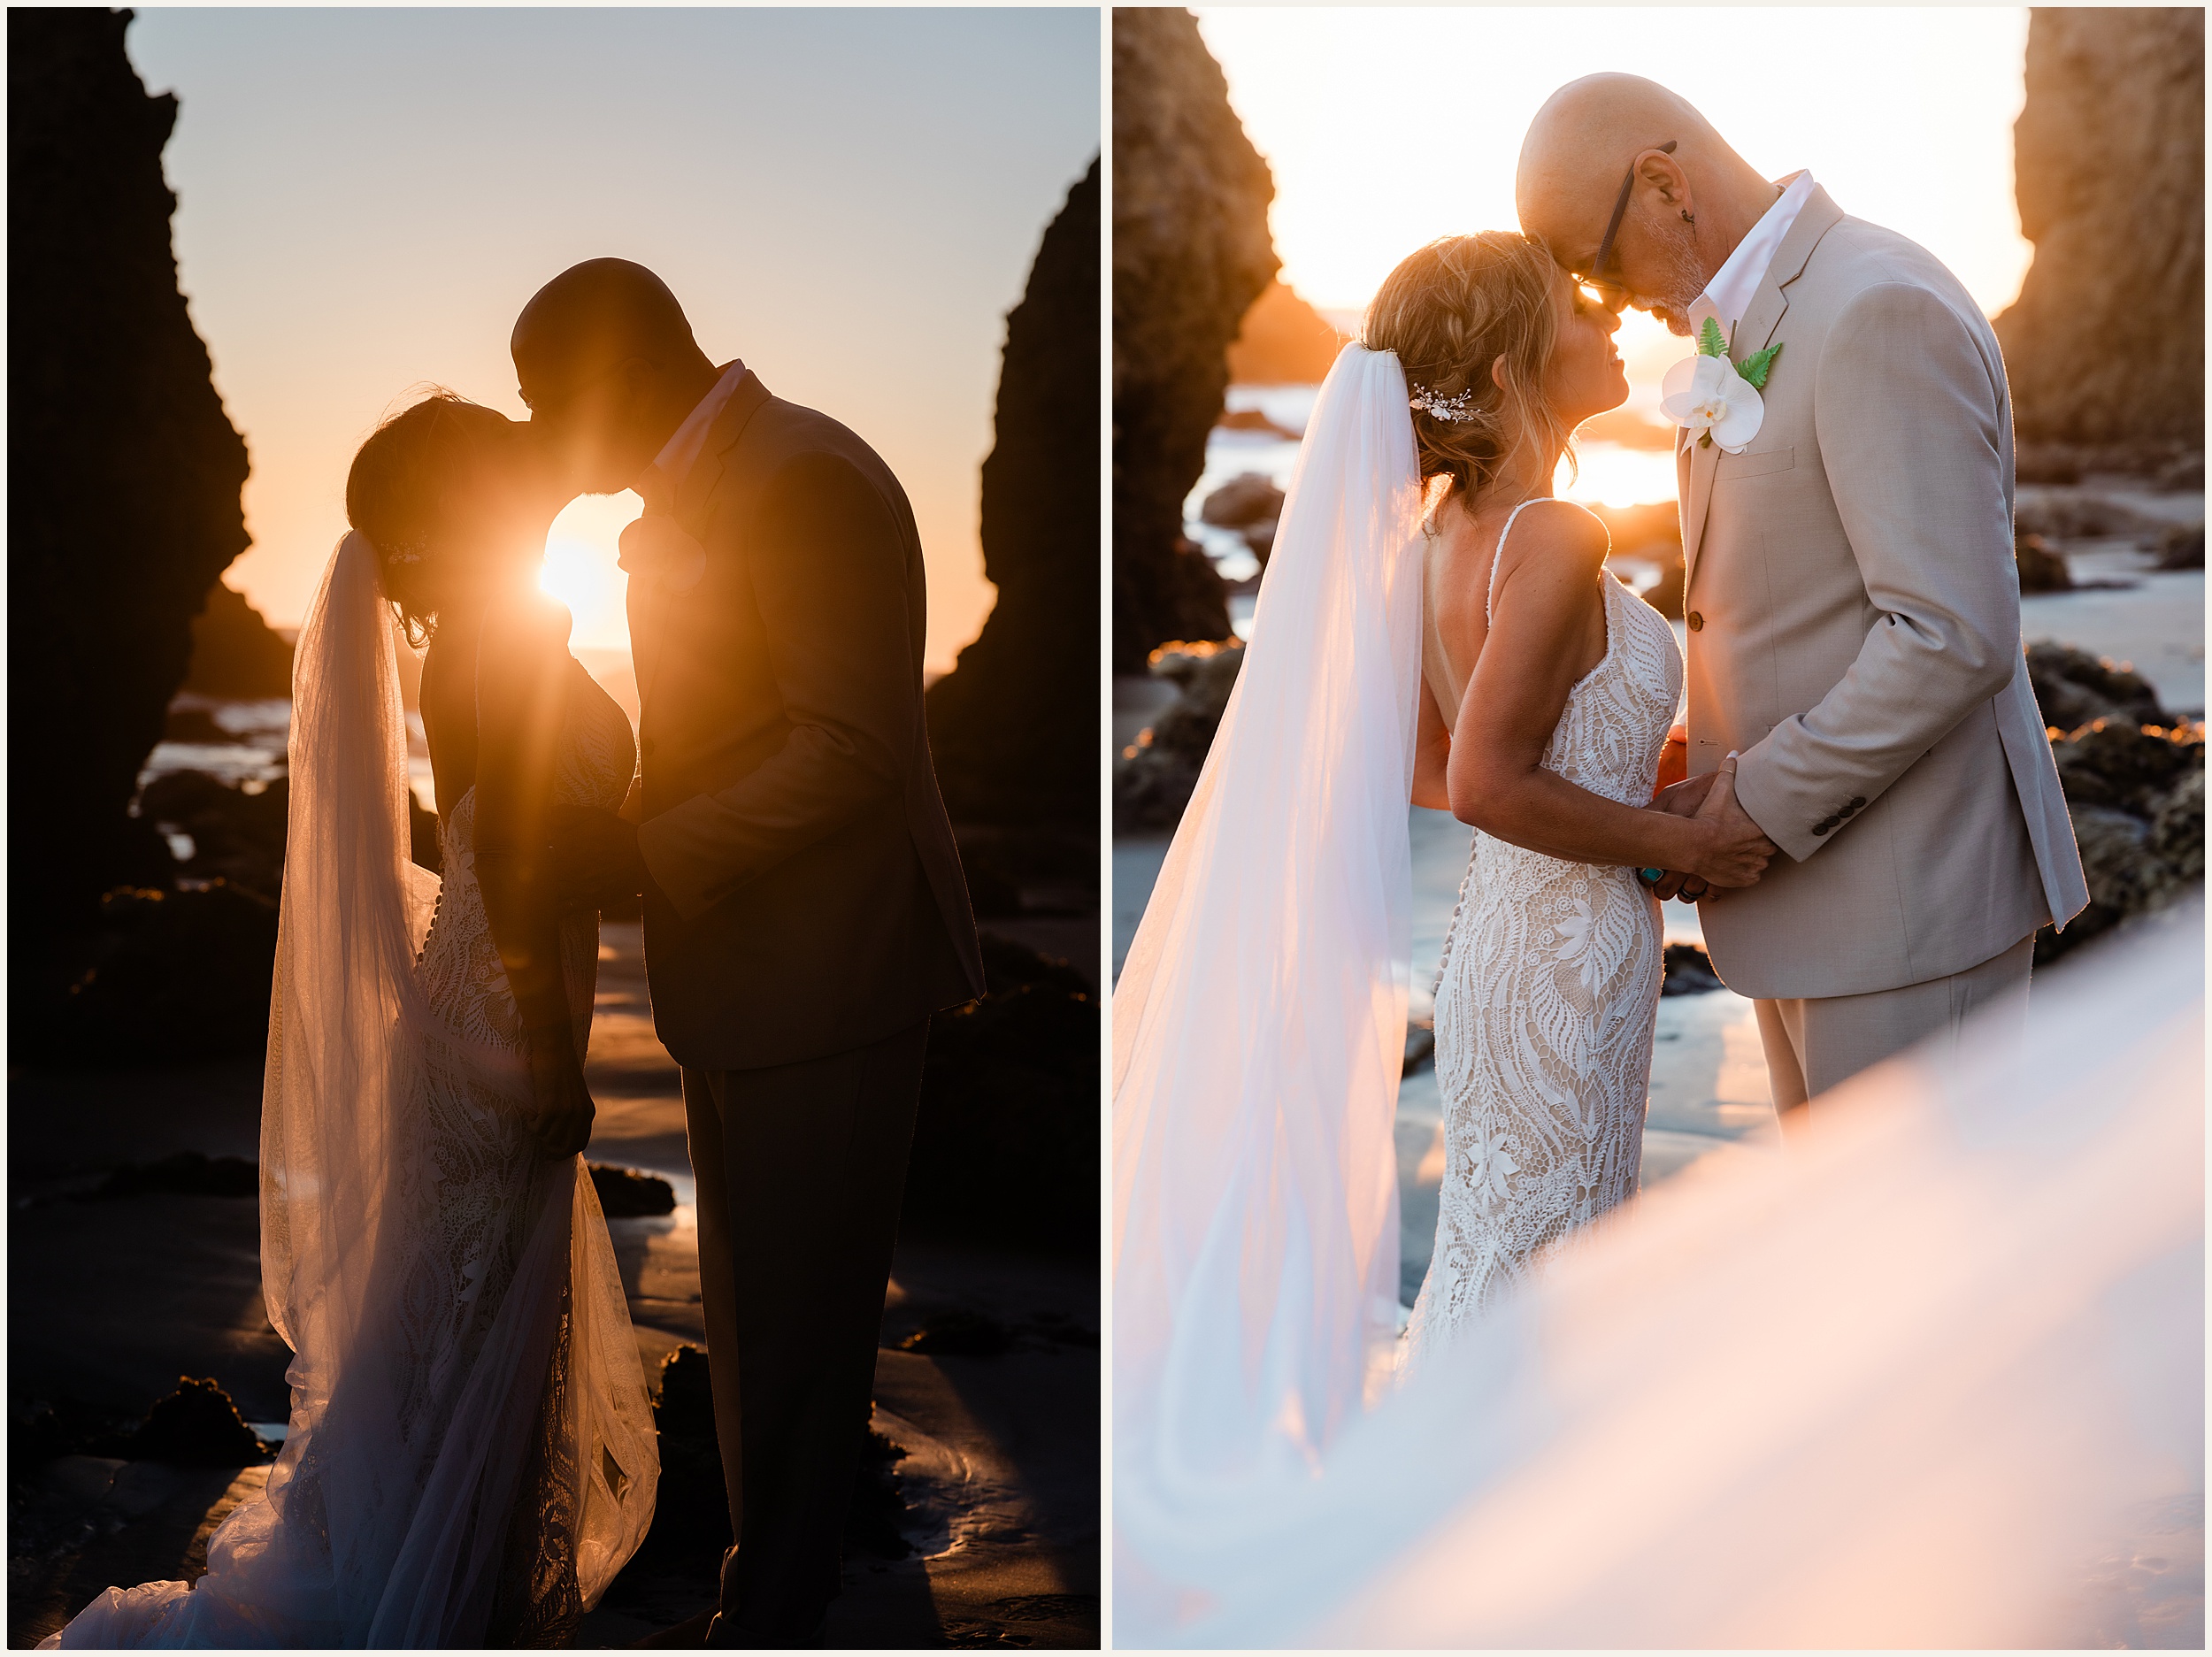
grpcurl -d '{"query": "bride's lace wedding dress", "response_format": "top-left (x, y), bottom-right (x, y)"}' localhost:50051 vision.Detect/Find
top-left (50, 544), bottom-right (657, 1648)
top-left (1407, 500), bottom-right (1685, 1362)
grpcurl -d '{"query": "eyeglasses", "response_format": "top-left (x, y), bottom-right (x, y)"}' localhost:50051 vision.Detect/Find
top-left (518, 356), bottom-right (632, 418)
top-left (1571, 140), bottom-right (1676, 308)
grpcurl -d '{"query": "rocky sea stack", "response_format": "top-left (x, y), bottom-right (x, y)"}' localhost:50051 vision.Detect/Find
top-left (10, 8), bottom-right (251, 955)
top-left (1994, 7), bottom-right (2204, 479)
top-left (1112, 7), bottom-right (1277, 671)
top-left (925, 158), bottom-right (1100, 827)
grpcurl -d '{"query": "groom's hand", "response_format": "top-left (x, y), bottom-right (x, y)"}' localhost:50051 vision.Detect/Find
top-left (548, 803), bottom-right (649, 910)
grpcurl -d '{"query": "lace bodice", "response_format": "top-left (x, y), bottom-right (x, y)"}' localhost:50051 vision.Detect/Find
top-left (1406, 502), bottom-right (1684, 1364)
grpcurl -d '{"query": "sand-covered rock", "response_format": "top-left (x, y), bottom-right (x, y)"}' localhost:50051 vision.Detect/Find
top-left (925, 159), bottom-right (1099, 826)
top-left (1113, 8), bottom-right (1276, 671)
top-left (10, 10), bottom-right (252, 951)
top-left (1994, 8), bottom-right (2204, 456)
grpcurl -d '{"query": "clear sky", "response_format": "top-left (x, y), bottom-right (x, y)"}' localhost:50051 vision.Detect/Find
top-left (127, 6), bottom-right (1100, 669)
top-left (1195, 6), bottom-right (2032, 421)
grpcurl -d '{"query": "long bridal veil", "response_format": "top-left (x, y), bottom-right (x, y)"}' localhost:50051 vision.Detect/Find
top-left (50, 533), bottom-right (656, 1647)
top-left (1112, 345), bottom-right (1429, 1629)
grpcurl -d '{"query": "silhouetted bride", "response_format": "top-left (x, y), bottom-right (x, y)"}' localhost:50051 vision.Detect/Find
top-left (47, 395), bottom-right (657, 1647)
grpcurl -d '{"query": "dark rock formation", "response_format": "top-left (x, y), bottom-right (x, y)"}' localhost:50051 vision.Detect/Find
top-left (1113, 8), bottom-right (1277, 671)
top-left (124, 1377), bottom-right (273, 1467)
top-left (2014, 493), bottom-right (2173, 542)
top-left (1661, 943), bottom-right (1725, 996)
top-left (1225, 281), bottom-right (1346, 385)
top-left (2039, 717), bottom-right (2204, 963)
top-left (2026, 641), bottom-right (2170, 732)
top-left (1994, 9), bottom-right (2204, 458)
top-left (905, 932), bottom-right (1098, 1256)
top-left (2015, 531), bottom-right (2073, 593)
top-left (587, 1163), bottom-right (677, 1218)
top-left (95, 1151), bottom-right (257, 1201)
top-left (10, 9), bottom-right (252, 960)
top-left (925, 158), bottom-right (1099, 827)
top-left (1112, 642), bottom-right (1244, 832)
top-left (2155, 523), bottom-right (2204, 570)
top-left (182, 581), bottom-right (294, 698)
top-left (1200, 472), bottom-right (1285, 530)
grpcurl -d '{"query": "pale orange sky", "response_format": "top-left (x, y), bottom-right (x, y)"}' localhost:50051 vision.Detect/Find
top-left (127, 9), bottom-right (1099, 671)
top-left (1197, 6), bottom-right (2034, 435)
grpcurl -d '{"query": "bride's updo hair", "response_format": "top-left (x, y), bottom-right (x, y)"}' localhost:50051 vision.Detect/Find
top-left (1363, 232), bottom-right (1575, 502)
top-left (346, 391), bottom-right (515, 646)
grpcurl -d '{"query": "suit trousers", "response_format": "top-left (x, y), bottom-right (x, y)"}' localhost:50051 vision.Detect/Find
top-left (680, 1018), bottom-right (931, 1645)
top-left (1753, 932), bottom-right (2034, 1113)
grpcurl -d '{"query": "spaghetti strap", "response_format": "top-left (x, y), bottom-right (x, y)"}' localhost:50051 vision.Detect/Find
top-left (1486, 496), bottom-right (1548, 627)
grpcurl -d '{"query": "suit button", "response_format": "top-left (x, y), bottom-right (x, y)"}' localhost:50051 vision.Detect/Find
top-left (1686, 610), bottom-right (1704, 631)
top-left (1812, 818), bottom-right (1835, 836)
top-left (1848, 795), bottom-right (1866, 809)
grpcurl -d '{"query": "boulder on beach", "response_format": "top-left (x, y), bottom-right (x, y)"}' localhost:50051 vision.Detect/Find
top-left (2015, 531), bottom-right (2073, 593)
top-left (1225, 280), bottom-right (1348, 385)
top-left (2154, 522), bottom-right (2205, 571)
top-left (10, 9), bottom-right (253, 955)
top-left (1994, 8), bottom-right (2203, 460)
top-left (2040, 716), bottom-right (2205, 963)
top-left (924, 158), bottom-right (1100, 828)
top-left (907, 932), bottom-right (1099, 1256)
top-left (587, 1163), bottom-right (676, 1218)
top-left (124, 1377), bottom-right (273, 1467)
top-left (183, 580), bottom-right (295, 699)
top-left (1200, 472), bottom-right (1286, 530)
top-left (2026, 641), bottom-right (2170, 732)
top-left (1113, 7), bottom-right (1277, 671)
top-left (1112, 642), bottom-right (1245, 832)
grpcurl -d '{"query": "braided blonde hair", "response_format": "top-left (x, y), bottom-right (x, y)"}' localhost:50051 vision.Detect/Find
top-left (1362, 232), bottom-right (1576, 504)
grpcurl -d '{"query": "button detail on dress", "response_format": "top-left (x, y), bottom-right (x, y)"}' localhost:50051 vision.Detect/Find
top-left (1686, 610), bottom-right (1704, 631)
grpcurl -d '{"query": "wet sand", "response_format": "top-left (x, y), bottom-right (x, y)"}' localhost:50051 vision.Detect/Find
top-left (8, 923), bottom-right (1098, 1649)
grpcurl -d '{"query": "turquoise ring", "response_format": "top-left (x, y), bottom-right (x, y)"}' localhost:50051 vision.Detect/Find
top-left (1637, 867), bottom-right (1664, 886)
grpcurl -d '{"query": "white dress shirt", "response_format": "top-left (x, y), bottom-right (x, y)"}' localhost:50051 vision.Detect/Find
top-left (635, 358), bottom-right (749, 510)
top-left (1687, 171), bottom-right (1816, 343)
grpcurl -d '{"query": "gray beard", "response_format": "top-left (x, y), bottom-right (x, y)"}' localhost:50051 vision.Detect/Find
top-left (1644, 215), bottom-right (1710, 336)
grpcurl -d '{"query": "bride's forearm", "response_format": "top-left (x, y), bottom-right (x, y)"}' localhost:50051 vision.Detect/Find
top-left (475, 851), bottom-right (572, 1037)
top-left (1456, 767), bottom-right (1704, 870)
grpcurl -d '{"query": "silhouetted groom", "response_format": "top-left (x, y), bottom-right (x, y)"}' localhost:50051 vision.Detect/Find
top-left (517, 258), bottom-right (983, 1646)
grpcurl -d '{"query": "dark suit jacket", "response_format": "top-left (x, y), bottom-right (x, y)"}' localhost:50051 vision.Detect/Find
top-left (630, 369), bottom-right (984, 1070)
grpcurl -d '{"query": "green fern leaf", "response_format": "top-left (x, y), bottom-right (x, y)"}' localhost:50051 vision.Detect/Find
top-left (1698, 317), bottom-right (1729, 357)
top-left (1735, 341), bottom-right (1784, 390)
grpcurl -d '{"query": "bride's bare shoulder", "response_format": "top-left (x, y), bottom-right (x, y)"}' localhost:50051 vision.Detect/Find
top-left (1509, 497), bottom-right (1610, 568)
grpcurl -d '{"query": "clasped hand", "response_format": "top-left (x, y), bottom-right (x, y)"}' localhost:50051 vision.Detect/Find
top-left (1646, 753), bottom-right (1779, 901)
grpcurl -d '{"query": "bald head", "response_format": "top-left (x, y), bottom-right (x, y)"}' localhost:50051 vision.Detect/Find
top-left (1517, 74), bottom-right (1781, 333)
top-left (512, 257), bottom-right (699, 374)
top-left (511, 258), bottom-right (720, 495)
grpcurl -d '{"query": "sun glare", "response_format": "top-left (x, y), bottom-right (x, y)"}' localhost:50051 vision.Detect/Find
top-left (538, 494), bottom-right (641, 653)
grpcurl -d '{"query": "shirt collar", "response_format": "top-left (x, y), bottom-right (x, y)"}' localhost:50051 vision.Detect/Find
top-left (1690, 171), bottom-right (1816, 341)
top-left (637, 359), bottom-right (749, 505)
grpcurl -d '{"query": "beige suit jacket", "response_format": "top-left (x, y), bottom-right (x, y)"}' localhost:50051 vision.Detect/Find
top-left (1680, 186), bottom-right (2089, 999)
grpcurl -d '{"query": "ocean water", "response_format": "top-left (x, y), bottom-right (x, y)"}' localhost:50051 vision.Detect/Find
top-left (1187, 383), bottom-right (1682, 634)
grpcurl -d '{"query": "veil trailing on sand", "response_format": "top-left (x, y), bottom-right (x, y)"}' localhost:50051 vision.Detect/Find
top-left (1120, 905), bottom-right (2205, 1647)
top-left (50, 533), bottom-right (656, 1647)
top-left (1111, 345), bottom-right (1429, 1617)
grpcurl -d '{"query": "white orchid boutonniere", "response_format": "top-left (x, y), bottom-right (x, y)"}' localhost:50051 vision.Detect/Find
top-left (1662, 318), bottom-right (1785, 454)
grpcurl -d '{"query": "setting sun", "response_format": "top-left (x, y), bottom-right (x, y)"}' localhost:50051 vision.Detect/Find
top-left (538, 493), bottom-right (641, 652)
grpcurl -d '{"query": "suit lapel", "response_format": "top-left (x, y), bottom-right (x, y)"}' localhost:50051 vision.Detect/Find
top-left (1683, 185), bottom-right (1846, 587)
top-left (634, 371), bottom-right (776, 729)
